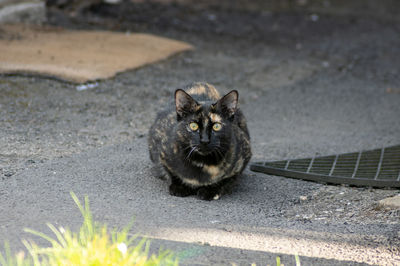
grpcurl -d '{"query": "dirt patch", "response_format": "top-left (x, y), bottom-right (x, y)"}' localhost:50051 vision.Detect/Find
top-left (0, 24), bottom-right (192, 83)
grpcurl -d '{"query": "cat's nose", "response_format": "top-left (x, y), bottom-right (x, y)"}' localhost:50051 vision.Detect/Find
top-left (200, 139), bottom-right (210, 145)
top-left (200, 132), bottom-right (210, 144)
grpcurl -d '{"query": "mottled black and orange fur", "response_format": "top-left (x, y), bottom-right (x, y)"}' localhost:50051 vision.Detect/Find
top-left (148, 82), bottom-right (251, 200)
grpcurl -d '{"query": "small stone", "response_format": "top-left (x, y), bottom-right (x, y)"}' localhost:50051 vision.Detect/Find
top-left (297, 0), bottom-right (308, 6)
top-left (310, 14), bottom-right (319, 22)
top-left (378, 195), bottom-right (400, 209)
top-left (0, 1), bottom-right (46, 24)
top-left (207, 13), bottom-right (217, 21)
top-left (322, 61), bottom-right (330, 68)
top-left (299, 195), bottom-right (308, 201)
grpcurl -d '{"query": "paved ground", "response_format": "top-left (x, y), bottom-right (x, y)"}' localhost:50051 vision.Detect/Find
top-left (1, 1), bottom-right (400, 265)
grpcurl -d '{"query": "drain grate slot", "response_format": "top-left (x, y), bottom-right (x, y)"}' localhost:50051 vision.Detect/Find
top-left (310, 156), bottom-right (335, 175)
top-left (353, 149), bottom-right (382, 179)
top-left (287, 158), bottom-right (312, 172)
top-left (377, 146), bottom-right (400, 180)
top-left (332, 152), bottom-right (359, 177)
top-left (250, 145), bottom-right (400, 188)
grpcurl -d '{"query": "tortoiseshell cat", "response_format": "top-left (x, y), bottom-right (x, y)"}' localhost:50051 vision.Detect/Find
top-left (148, 82), bottom-right (251, 200)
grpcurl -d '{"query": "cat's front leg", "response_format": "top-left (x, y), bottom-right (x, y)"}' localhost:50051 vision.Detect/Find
top-left (197, 187), bottom-right (222, 200)
top-left (169, 176), bottom-right (197, 197)
top-left (197, 176), bottom-right (237, 201)
top-left (150, 164), bottom-right (168, 180)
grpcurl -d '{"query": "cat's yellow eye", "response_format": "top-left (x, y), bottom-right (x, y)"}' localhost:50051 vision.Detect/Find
top-left (189, 122), bottom-right (199, 131)
top-left (212, 122), bottom-right (222, 131)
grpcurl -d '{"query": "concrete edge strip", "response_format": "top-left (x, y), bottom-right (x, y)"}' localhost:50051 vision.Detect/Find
top-left (142, 227), bottom-right (399, 265)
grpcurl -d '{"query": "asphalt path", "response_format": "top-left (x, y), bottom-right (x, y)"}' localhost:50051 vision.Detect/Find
top-left (2, 74), bottom-right (399, 263)
top-left (1, 139), bottom-right (393, 265)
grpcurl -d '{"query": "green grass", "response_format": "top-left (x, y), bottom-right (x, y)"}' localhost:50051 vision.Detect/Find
top-left (0, 192), bottom-right (178, 266)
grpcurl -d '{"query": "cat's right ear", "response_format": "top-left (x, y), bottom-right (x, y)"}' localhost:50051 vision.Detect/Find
top-left (214, 90), bottom-right (238, 118)
top-left (175, 89), bottom-right (199, 120)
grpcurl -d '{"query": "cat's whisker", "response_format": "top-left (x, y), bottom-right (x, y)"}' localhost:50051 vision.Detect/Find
top-left (185, 146), bottom-right (198, 161)
top-left (213, 147), bottom-right (225, 160)
top-left (212, 150), bottom-right (221, 160)
top-left (182, 144), bottom-right (194, 151)
top-left (218, 140), bottom-right (231, 146)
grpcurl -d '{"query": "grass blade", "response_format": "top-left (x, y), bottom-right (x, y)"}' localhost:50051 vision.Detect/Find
top-left (47, 223), bottom-right (67, 248)
top-left (295, 254), bottom-right (301, 266)
top-left (24, 228), bottom-right (60, 249)
top-left (276, 256), bottom-right (281, 266)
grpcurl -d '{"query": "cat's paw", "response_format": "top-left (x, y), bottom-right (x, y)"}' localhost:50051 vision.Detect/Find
top-left (169, 183), bottom-right (195, 197)
top-left (150, 165), bottom-right (168, 180)
top-left (197, 187), bottom-right (221, 201)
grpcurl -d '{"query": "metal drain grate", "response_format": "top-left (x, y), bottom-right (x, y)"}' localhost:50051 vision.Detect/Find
top-left (250, 145), bottom-right (400, 188)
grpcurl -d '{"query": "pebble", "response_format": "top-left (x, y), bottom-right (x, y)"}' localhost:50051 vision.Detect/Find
top-left (4, 171), bottom-right (14, 177)
top-left (378, 195), bottom-right (400, 209)
top-left (299, 195), bottom-right (308, 201)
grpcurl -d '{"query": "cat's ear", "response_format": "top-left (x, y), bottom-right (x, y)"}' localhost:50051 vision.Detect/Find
top-left (215, 90), bottom-right (238, 118)
top-left (175, 89), bottom-right (200, 119)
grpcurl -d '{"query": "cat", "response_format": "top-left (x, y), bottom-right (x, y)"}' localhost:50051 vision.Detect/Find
top-left (148, 82), bottom-right (251, 200)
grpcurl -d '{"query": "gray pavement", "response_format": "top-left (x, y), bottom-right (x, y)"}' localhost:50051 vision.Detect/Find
top-left (1, 1), bottom-right (400, 265)
top-left (3, 139), bottom-right (398, 265)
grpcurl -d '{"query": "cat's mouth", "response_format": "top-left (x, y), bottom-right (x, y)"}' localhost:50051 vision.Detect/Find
top-left (195, 145), bottom-right (218, 156)
top-left (186, 144), bottom-right (221, 159)
top-left (195, 148), bottom-right (211, 156)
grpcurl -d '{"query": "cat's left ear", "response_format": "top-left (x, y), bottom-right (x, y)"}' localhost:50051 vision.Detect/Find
top-left (215, 90), bottom-right (238, 118)
top-left (175, 89), bottom-right (200, 119)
